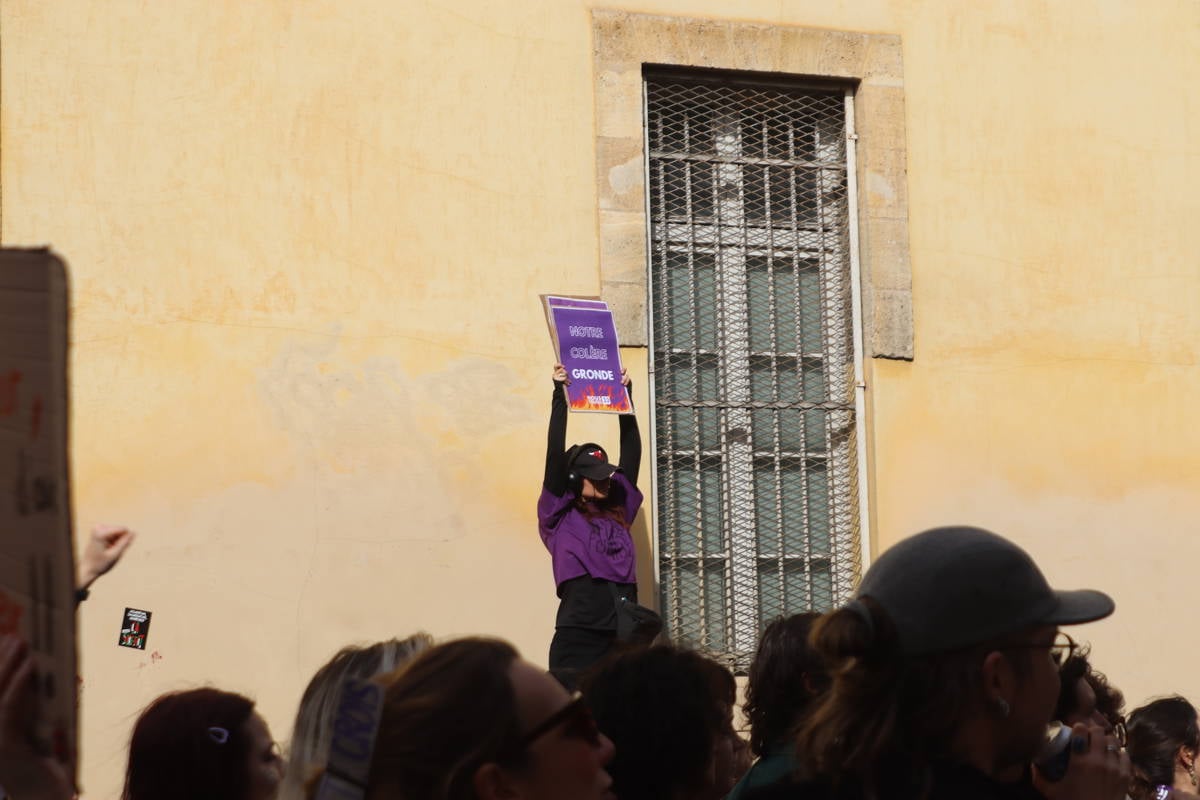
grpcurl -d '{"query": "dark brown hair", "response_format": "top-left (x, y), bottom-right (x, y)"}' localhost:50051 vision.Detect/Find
top-left (573, 497), bottom-right (630, 529)
top-left (580, 645), bottom-right (732, 800)
top-left (743, 612), bottom-right (826, 757)
top-left (1088, 668), bottom-right (1126, 730)
top-left (123, 688), bottom-right (257, 800)
top-left (794, 598), bottom-right (1035, 798)
top-left (1055, 646), bottom-right (1125, 728)
top-left (1126, 696), bottom-right (1200, 800)
top-left (1055, 650), bottom-right (1092, 722)
top-left (362, 637), bottom-right (525, 800)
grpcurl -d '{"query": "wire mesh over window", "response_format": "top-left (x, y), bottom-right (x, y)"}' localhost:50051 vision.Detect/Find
top-left (645, 70), bottom-right (862, 671)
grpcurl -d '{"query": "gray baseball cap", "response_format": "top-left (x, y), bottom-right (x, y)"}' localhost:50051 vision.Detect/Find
top-left (856, 526), bottom-right (1114, 655)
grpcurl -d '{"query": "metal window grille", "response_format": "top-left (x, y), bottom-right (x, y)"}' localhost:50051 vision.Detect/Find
top-left (645, 70), bottom-right (863, 670)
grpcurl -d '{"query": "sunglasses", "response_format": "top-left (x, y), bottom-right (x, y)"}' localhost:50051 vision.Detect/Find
top-left (520, 692), bottom-right (603, 749)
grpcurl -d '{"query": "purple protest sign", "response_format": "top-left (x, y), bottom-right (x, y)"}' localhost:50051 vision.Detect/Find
top-left (542, 296), bottom-right (632, 414)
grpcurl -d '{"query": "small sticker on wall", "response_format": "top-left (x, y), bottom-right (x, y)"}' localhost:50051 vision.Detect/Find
top-left (119, 608), bottom-right (151, 650)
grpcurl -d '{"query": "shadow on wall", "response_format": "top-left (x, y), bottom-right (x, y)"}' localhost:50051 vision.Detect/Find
top-left (631, 513), bottom-right (657, 612)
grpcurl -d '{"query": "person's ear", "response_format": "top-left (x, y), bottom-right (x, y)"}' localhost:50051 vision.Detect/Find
top-left (473, 762), bottom-right (523, 800)
top-left (980, 650), bottom-right (1017, 718)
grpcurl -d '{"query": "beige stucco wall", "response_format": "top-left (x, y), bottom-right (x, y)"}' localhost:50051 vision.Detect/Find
top-left (3, 0), bottom-right (1199, 796)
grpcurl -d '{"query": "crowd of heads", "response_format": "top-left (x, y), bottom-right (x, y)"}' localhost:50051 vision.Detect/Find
top-left (8, 524), bottom-right (1200, 800)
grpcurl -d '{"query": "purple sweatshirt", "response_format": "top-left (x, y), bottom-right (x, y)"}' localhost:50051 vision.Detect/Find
top-left (537, 473), bottom-right (642, 589)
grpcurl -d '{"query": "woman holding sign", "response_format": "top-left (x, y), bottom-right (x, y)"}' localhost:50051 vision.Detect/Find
top-left (539, 363), bottom-right (645, 688)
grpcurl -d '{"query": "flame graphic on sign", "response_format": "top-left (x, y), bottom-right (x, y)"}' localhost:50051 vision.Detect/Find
top-left (568, 382), bottom-right (632, 413)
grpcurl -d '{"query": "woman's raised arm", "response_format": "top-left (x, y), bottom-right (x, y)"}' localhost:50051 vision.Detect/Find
top-left (617, 368), bottom-right (641, 487)
top-left (543, 364), bottom-right (570, 495)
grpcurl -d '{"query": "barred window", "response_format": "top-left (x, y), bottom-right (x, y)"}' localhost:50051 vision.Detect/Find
top-left (646, 69), bottom-right (864, 670)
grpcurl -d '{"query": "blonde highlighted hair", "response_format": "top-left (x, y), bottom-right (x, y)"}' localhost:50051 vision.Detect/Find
top-left (279, 633), bottom-right (433, 800)
top-left (301, 638), bottom-right (528, 800)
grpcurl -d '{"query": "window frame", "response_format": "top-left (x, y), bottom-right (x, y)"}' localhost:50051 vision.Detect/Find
top-left (591, 9), bottom-right (911, 663)
top-left (643, 69), bottom-right (867, 664)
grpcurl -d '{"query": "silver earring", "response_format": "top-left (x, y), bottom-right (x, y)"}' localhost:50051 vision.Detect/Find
top-left (994, 697), bottom-right (1010, 718)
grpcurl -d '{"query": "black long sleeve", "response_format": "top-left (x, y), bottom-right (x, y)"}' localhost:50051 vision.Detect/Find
top-left (544, 382), bottom-right (569, 495)
top-left (618, 386), bottom-right (641, 488)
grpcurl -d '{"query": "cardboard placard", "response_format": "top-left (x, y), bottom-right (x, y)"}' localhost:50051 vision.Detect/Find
top-left (0, 248), bottom-right (75, 778)
top-left (541, 295), bottom-right (632, 414)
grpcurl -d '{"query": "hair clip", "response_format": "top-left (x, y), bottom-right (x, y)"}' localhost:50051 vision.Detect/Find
top-left (207, 726), bottom-right (230, 744)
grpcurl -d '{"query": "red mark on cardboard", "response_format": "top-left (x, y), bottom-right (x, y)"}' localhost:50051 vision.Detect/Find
top-left (150, 651), bottom-right (162, 663)
top-left (0, 370), bottom-right (21, 416)
top-left (53, 725), bottom-right (70, 761)
top-left (0, 589), bottom-right (25, 635)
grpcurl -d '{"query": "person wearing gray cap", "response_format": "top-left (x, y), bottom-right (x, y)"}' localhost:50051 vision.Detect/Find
top-left (747, 525), bottom-right (1129, 800)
